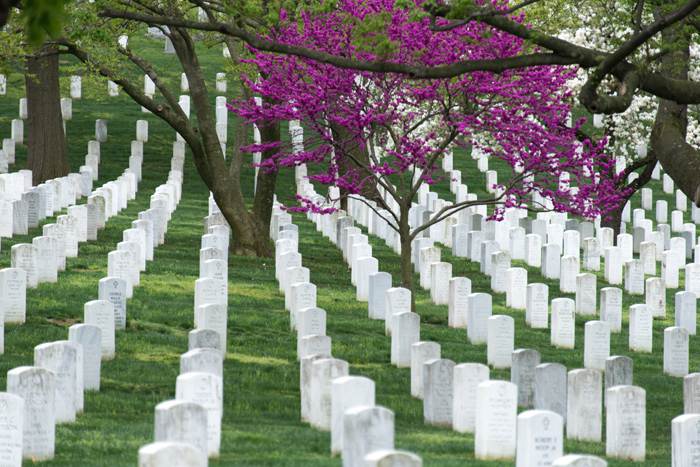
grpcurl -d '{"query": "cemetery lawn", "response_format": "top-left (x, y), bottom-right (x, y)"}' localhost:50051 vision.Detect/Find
top-left (0, 30), bottom-right (690, 466)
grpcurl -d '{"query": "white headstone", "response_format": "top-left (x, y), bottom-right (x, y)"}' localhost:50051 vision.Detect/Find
top-left (475, 380), bottom-right (517, 460)
top-left (516, 410), bottom-right (564, 467)
top-left (68, 323), bottom-right (101, 392)
top-left (629, 304), bottom-right (653, 352)
top-left (423, 359), bottom-right (454, 427)
top-left (566, 369), bottom-right (602, 442)
top-left (0, 268), bottom-right (26, 324)
top-left (33, 341), bottom-right (82, 423)
top-left (605, 385), bottom-right (645, 461)
top-left (330, 376), bottom-right (375, 455)
top-left (551, 298), bottom-right (575, 349)
top-left (342, 405), bottom-right (394, 467)
top-left (154, 400), bottom-right (208, 458)
top-left (664, 326), bottom-right (690, 377)
top-left (487, 315), bottom-right (514, 369)
top-left (584, 321), bottom-right (610, 371)
top-left (410, 342), bottom-right (440, 399)
top-left (175, 372), bottom-right (222, 457)
top-left (6, 366), bottom-right (54, 461)
top-left (391, 312), bottom-right (420, 368)
top-left (453, 363), bottom-right (489, 433)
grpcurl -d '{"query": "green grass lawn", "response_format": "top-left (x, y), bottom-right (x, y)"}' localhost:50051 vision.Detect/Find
top-left (0, 28), bottom-right (696, 466)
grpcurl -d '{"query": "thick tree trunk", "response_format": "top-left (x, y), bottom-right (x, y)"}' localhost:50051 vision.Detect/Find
top-left (25, 43), bottom-right (69, 185)
top-left (171, 27), bottom-right (274, 257)
top-left (651, 19), bottom-right (700, 207)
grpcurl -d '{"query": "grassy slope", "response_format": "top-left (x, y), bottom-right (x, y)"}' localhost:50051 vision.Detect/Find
top-left (0, 32), bottom-right (694, 466)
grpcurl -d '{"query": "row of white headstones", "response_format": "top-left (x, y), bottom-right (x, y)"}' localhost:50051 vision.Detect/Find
top-left (0, 128), bottom-right (185, 464)
top-left (0, 117), bottom-right (148, 329)
top-left (0, 114), bottom-right (122, 239)
top-left (288, 178), bottom-right (614, 465)
top-left (0, 116), bottom-right (147, 348)
top-left (136, 205), bottom-right (233, 466)
top-left (271, 206), bottom-right (425, 467)
top-left (281, 122), bottom-right (700, 464)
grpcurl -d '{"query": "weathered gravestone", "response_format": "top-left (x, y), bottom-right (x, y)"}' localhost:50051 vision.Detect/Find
top-left (410, 342), bottom-right (440, 399)
top-left (665, 327), bottom-right (690, 377)
top-left (605, 356), bottom-right (633, 392)
top-left (7, 367), bottom-right (54, 461)
top-left (600, 287), bottom-right (623, 332)
top-left (465, 292), bottom-right (491, 345)
top-left (423, 359), bottom-right (454, 427)
top-left (551, 298), bottom-right (575, 349)
top-left (188, 329), bottom-right (222, 353)
top-left (197, 304), bottom-right (228, 353)
top-left (68, 324), bottom-right (101, 391)
top-left (452, 363), bottom-right (489, 434)
top-left (342, 405), bottom-right (394, 467)
top-left (516, 410), bottom-right (563, 467)
top-left (98, 277), bottom-right (127, 330)
top-left (672, 413), bottom-right (700, 466)
top-left (154, 400), bottom-right (208, 458)
top-left (84, 300), bottom-right (115, 360)
top-left (511, 349), bottom-right (540, 408)
top-left (330, 376), bottom-right (375, 455)
top-left (309, 358), bottom-right (349, 430)
top-left (534, 363), bottom-right (567, 422)
top-left (0, 392), bottom-right (23, 466)
top-left (629, 304), bottom-right (653, 352)
top-left (392, 312), bottom-right (420, 368)
top-left (175, 372), bottom-right (223, 457)
top-left (368, 272), bottom-right (392, 320)
top-left (566, 369), bottom-right (602, 442)
top-left (34, 341), bottom-right (82, 423)
top-left (474, 380), bottom-right (517, 461)
top-left (684, 373), bottom-right (700, 414)
top-left (584, 321), bottom-right (610, 371)
top-left (180, 348), bottom-right (223, 379)
top-left (605, 385), bottom-right (646, 461)
top-left (487, 315), bottom-right (514, 369)
top-left (0, 268), bottom-right (26, 324)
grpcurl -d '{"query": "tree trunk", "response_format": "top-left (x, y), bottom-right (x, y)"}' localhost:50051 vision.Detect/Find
top-left (170, 27), bottom-right (274, 257)
top-left (25, 43), bottom-right (69, 185)
top-left (651, 18), bottom-right (700, 207)
top-left (601, 202), bottom-right (624, 237)
top-left (398, 206), bottom-right (416, 311)
top-left (252, 99), bottom-right (280, 243)
top-left (222, 201), bottom-right (271, 256)
top-left (331, 123), bottom-right (380, 210)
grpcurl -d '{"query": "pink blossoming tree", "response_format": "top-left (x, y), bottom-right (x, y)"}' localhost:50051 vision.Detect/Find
top-left (232, 0), bottom-right (627, 292)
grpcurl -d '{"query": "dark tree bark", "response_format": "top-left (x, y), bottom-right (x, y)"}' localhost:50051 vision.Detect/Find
top-left (651, 21), bottom-right (700, 207)
top-left (168, 27), bottom-right (273, 257)
top-left (0, 0), bottom-right (19, 27)
top-left (25, 43), bottom-right (69, 185)
top-left (252, 109), bottom-right (279, 242)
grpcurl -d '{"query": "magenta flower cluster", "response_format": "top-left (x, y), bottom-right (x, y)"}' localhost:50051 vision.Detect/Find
top-left (230, 0), bottom-right (628, 219)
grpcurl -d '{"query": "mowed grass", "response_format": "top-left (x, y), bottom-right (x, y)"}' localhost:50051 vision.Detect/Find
top-left (0, 28), bottom-right (695, 466)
